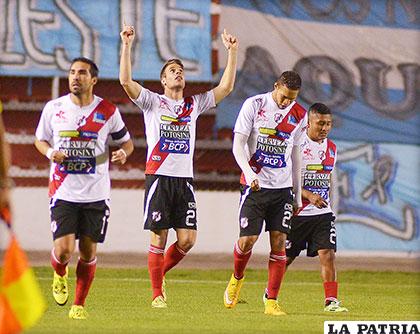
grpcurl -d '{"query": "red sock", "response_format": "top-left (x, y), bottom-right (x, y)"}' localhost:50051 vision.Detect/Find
top-left (148, 245), bottom-right (165, 300)
top-left (233, 241), bottom-right (252, 279)
top-left (163, 242), bottom-right (187, 275)
top-left (50, 248), bottom-right (68, 277)
top-left (324, 281), bottom-right (338, 303)
top-left (74, 257), bottom-right (97, 306)
top-left (267, 250), bottom-right (287, 299)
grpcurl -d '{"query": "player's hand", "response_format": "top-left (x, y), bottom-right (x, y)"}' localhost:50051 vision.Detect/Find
top-left (221, 29), bottom-right (238, 51)
top-left (120, 23), bottom-right (135, 45)
top-left (308, 192), bottom-right (328, 208)
top-left (111, 148), bottom-right (127, 165)
top-left (50, 150), bottom-right (68, 164)
top-left (250, 179), bottom-right (260, 192)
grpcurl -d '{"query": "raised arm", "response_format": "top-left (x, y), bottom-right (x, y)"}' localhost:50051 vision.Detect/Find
top-left (233, 132), bottom-right (260, 191)
top-left (119, 24), bottom-right (142, 100)
top-left (213, 29), bottom-right (238, 104)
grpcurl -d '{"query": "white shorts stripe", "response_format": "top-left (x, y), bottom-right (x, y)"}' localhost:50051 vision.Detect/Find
top-left (143, 178), bottom-right (160, 224)
top-left (238, 187), bottom-right (251, 217)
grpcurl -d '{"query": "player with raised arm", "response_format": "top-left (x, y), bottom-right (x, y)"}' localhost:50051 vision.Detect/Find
top-left (119, 24), bottom-right (238, 308)
top-left (35, 57), bottom-right (134, 319)
top-left (224, 71), bottom-right (307, 315)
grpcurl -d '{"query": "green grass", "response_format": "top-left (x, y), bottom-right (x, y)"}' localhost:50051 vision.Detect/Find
top-left (27, 267), bottom-right (419, 334)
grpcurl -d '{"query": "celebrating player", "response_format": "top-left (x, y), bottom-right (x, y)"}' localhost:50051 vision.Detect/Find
top-left (35, 57), bottom-right (134, 319)
top-left (119, 24), bottom-right (238, 308)
top-left (283, 102), bottom-right (348, 312)
top-left (224, 71), bottom-right (307, 315)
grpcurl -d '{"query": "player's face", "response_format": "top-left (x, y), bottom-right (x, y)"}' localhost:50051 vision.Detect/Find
top-left (68, 61), bottom-right (97, 96)
top-left (161, 64), bottom-right (185, 91)
top-left (308, 112), bottom-right (332, 142)
top-left (273, 83), bottom-right (299, 109)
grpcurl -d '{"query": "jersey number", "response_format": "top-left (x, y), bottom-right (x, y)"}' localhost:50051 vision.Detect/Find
top-left (185, 210), bottom-right (196, 227)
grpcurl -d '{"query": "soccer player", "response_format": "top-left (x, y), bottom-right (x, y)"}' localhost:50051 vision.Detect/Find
top-left (224, 71), bottom-right (307, 315)
top-left (284, 103), bottom-right (348, 312)
top-left (34, 57), bottom-right (134, 319)
top-left (119, 24), bottom-right (238, 308)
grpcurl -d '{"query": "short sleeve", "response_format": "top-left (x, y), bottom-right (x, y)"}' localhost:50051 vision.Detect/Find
top-left (234, 97), bottom-right (255, 137)
top-left (194, 91), bottom-right (216, 115)
top-left (131, 88), bottom-right (157, 113)
top-left (292, 112), bottom-right (308, 146)
top-left (35, 102), bottom-right (53, 142)
top-left (109, 107), bottom-right (130, 144)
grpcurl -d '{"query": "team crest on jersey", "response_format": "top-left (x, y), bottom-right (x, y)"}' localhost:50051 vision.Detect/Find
top-left (240, 217), bottom-right (249, 228)
top-left (51, 220), bottom-right (57, 233)
top-left (152, 211), bottom-right (162, 222)
top-left (318, 150), bottom-right (326, 160)
top-left (274, 113), bottom-right (283, 123)
top-left (174, 105), bottom-right (183, 115)
top-left (77, 115), bottom-right (87, 127)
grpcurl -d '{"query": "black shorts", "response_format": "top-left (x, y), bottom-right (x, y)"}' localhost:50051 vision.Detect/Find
top-left (50, 199), bottom-right (110, 243)
top-left (143, 175), bottom-right (197, 231)
top-left (238, 186), bottom-right (294, 237)
top-left (286, 213), bottom-right (337, 257)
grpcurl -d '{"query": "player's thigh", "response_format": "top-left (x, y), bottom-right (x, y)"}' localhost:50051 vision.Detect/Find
top-left (50, 199), bottom-right (80, 240)
top-left (307, 213), bottom-right (337, 256)
top-left (173, 178), bottom-right (197, 230)
top-left (238, 186), bottom-right (265, 237)
top-left (265, 188), bottom-right (294, 234)
top-left (285, 216), bottom-right (311, 258)
top-left (79, 200), bottom-right (110, 243)
top-left (143, 175), bottom-right (172, 230)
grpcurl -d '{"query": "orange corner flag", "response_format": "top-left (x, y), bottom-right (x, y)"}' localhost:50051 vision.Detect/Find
top-left (0, 235), bottom-right (46, 334)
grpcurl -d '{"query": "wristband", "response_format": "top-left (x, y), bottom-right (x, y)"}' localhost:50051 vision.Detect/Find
top-left (46, 148), bottom-right (54, 160)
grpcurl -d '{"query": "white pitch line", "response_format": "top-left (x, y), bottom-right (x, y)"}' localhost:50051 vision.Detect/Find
top-left (35, 276), bottom-right (417, 288)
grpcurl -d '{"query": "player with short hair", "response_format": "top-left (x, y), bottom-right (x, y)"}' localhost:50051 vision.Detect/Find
top-left (224, 71), bottom-right (307, 315)
top-left (119, 24), bottom-right (238, 308)
top-left (283, 102), bottom-right (348, 312)
top-left (35, 57), bottom-right (134, 319)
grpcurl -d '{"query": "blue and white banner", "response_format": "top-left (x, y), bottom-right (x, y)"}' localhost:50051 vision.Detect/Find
top-left (0, 0), bottom-right (212, 81)
top-left (334, 141), bottom-right (419, 254)
top-left (216, 1), bottom-right (420, 144)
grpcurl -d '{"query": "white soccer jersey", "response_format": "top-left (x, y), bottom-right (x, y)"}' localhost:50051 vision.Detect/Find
top-left (35, 94), bottom-right (130, 202)
top-left (234, 92), bottom-right (307, 189)
top-left (132, 88), bottom-right (215, 178)
top-left (298, 133), bottom-right (337, 216)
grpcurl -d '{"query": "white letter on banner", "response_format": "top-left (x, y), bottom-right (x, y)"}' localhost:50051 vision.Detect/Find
top-left (18, 0), bottom-right (56, 64)
top-left (54, 0), bottom-right (97, 70)
top-left (154, 0), bottom-right (202, 74)
top-left (0, 0), bottom-right (25, 64)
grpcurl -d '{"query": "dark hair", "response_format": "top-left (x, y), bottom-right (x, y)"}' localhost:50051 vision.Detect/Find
top-left (309, 103), bottom-right (331, 115)
top-left (277, 71), bottom-right (301, 90)
top-left (70, 57), bottom-right (99, 78)
top-left (160, 59), bottom-right (184, 79)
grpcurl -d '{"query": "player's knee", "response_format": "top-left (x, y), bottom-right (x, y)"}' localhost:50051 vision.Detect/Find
top-left (238, 236), bottom-right (257, 252)
top-left (55, 248), bottom-right (72, 263)
top-left (177, 238), bottom-right (195, 252)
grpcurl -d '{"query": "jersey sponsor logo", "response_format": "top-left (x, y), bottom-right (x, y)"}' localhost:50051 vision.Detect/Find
top-left (161, 114), bottom-right (191, 123)
top-left (306, 164), bottom-right (333, 171)
top-left (159, 123), bottom-right (190, 154)
top-left (188, 202), bottom-right (196, 209)
top-left (93, 112), bottom-right (106, 124)
top-left (151, 155), bottom-right (161, 161)
top-left (59, 130), bottom-right (79, 138)
top-left (303, 147), bottom-right (313, 159)
top-left (255, 135), bottom-right (287, 168)
top-left (287, 114), bottom-right (297, 125)
top-left (79, 131), bottom-right (98, 139)
top-left (303, 173), bottom-right (330, 200)
top-left (59, 134), bottom-right (97, 174)
top-left (259, 127), bottom-right (290, 140)
top-left (257, 108), bottom-right (268, 121)
top-left (54, 110), bottom-right (67, 123)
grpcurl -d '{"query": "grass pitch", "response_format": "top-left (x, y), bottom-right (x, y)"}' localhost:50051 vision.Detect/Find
top-left (28, 267), bottom-right (419, 334)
